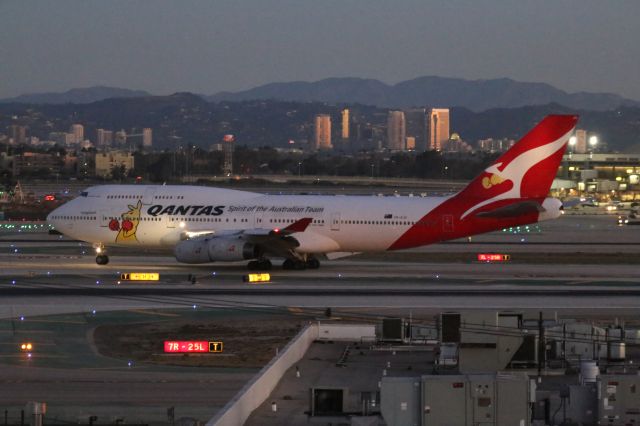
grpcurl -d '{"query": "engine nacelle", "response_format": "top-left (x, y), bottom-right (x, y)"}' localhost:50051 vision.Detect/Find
top-left (174, 237), bottom-right (259, 264)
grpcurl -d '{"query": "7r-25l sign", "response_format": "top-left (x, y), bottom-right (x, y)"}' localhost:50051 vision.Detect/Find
top-left (164, 341), bottom-right (224, 353)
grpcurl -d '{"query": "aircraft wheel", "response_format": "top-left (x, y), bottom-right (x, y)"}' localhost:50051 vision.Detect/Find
top-left (282, 259), bottom-right (294, 270)
top-left (96, 255), bottom-right (109, 265)
top-left (259, 259), bottom-right (272, 270)
top-left (249, 259), bottom-right (272, 271)
top-left (306, 257), bottom-right (320, 269)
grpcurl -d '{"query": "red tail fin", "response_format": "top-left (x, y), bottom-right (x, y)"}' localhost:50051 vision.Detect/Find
top-left (459, 114), bottom-right (578, 219)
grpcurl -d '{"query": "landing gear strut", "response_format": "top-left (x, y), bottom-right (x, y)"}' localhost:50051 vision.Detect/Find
top-left (95, 245), bottom-right (109, 265)
top-left (248, 258), bottom-right (272, 271)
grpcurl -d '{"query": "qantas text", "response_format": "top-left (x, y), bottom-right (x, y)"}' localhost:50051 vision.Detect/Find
top-left (147, 205), bottom-right (225, 217)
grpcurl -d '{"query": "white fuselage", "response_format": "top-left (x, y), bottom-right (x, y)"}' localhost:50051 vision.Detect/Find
top-left (47, 185), bottom-right (448, 254)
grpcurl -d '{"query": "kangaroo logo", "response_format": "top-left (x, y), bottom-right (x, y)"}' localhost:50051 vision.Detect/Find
top-left (108, 200), bottom-right (142, 243)
top-left (460, 129), bottom-right (571, 220)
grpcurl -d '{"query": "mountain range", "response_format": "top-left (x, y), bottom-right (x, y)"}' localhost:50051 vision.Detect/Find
top-left (0, 86), bottom-right (151, 105)
top-left (208, 76), bottom-right (640, 112)
top-left (1, 77), bottom-right (638, 112)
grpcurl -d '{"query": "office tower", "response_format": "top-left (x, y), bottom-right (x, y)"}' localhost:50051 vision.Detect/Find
top-left (9, 125), bottom-right (27, 144)
top-left (574, 129), bottom-right (587, 154)
top-left (70, 124), bottom-right (84, 143)
top-left (404, 108), bottom-right (427, 151)
top-left (222, 134), bottom-right (234, 175)
top-left (314, 114), bottom-right (332, 150)
top-left (96, 129), bottom-right (115, 147)
top-left (341, 109), bottom-right (350, 140)
top-left (387, 111), bottom-right (406, 151)
top-left (428, 108), bottom-right (450, 151)
top-left (115, 129), bottom-right (127, 146)
top-left (142, 128), bottom-right (153, 148)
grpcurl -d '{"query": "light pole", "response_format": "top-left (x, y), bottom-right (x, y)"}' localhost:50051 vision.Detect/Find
top-left (584, 135), bottom-right (598, 194)
top-left (588, 135), bottom-right (598, 157)
top-left (298, 162), bottom-right (302, 177)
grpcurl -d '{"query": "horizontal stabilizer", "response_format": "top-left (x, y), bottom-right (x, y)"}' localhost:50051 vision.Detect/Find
top-left (475, 200), bottom-right (545, 218)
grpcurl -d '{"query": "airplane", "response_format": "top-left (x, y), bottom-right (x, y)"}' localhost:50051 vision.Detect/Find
top-left (47, 114), bottom-right (578, 270)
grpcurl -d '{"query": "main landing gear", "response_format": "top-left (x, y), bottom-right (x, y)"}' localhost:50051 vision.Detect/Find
top-left (94, 245), bottom-right (109, 265)
top-left (282, 256), bottom-right (320, 270)
top-left (248, 258), bottom-right (272, 271)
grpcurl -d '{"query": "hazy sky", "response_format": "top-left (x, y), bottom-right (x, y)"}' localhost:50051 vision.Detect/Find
top-left (1, 0), bottom-right (639, 99)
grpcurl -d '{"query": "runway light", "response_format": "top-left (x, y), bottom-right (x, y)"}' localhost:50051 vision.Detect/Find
top-left (192, 304), bottom-right (197, 310)
top-left (127, 360), bottom-right (133, 367)
top-left (20, 343), bottom-right (33, 351)
top-left (19, 316), bottom-right (25, 321)
top-left (11, 280), bottom-right (16, 285)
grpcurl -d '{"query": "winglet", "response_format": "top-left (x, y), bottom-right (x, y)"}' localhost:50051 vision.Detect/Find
top-left (282, 217), bottom-right (313, 233)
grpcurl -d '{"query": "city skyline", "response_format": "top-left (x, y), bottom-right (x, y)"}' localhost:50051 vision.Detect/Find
top-left (1, 1), bottom-right (639, 100)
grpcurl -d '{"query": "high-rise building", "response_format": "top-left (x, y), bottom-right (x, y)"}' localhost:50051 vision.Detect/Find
top-left (96, 129), bottom-right (114, 147)
top-left (341, 109), bottom-right (350, 140)
top-left (115, 129), bottom-right (127, 146)
top-left (9, 125), bottom-right (27, 144)
top-left (63, 133), bottom-right (76, 146)
top-left (142, 128), bottom-right (153, 148)
top-left (428, 108), bottom-right (450, 151)
top-left (70, 124), bottom-right (84, 143)
top-left (387, 111), bottom-right (406, 151)
top-left (314, 114), bottom-right (332, 150)
top-left (404, 108), bottom-right (427, 151)
top-left (574, 129), bottom-right (587, 154)
top-left (222, 134), bottom-right (234, 175)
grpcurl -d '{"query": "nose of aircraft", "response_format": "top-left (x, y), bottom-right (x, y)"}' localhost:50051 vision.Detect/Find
top-left (47, 205), bottom-right (62, 230)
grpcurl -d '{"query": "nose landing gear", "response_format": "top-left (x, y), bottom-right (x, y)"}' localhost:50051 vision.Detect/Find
top-left (94, 245), bottom-right (109, 265)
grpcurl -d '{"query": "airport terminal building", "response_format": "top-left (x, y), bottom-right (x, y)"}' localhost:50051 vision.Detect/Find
top-left (555, 153), bottom-right (640, 199)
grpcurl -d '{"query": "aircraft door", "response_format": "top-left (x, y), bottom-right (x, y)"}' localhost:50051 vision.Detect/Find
top-left (331, 213), bottom-right (340, 231)
top-left (254, 211), bottom-right (265, 228)
top-left (442, 214), bottom-right (454, 232)
top-left (142, 187), bottom-right (156, 205)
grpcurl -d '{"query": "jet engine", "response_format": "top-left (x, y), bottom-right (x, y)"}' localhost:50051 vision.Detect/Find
top-left (174, 237), bottom-right (259, 264)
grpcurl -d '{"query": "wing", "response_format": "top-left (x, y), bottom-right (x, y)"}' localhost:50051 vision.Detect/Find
top-left (184, 217), bottom-right (314, 257)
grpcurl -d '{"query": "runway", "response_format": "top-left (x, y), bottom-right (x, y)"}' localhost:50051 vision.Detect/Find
top-left (1, 213), bottom-right (639, 318)
top-left (0, 214), bottom-right (638, 422)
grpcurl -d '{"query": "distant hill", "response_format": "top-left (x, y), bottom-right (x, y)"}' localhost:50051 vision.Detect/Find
top-left (0, 86), bottom-right (152, 104)
top-left (2, 91), bottom-right (639, 152)
top-left (209, 76), bottom-right (640, 112)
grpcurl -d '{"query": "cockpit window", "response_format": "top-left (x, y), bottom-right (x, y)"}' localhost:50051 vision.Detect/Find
top-left (80, 191), bottom-right (88, 197)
